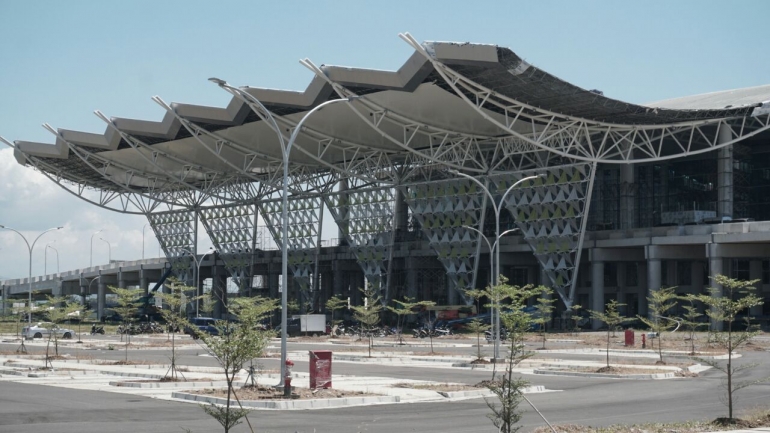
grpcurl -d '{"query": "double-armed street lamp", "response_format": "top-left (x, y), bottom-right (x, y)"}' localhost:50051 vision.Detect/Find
top-left (450, 172), bottom-right (543, 361)
top-left (0, 225), bottom-right (63, 324)
top-left (209, 76), bottom-right (358, 389)
top-left (180, 247), bottom-right (216, 317)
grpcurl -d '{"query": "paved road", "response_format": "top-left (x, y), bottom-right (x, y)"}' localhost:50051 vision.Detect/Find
top-left (1, 336), bottom-right (768, 433)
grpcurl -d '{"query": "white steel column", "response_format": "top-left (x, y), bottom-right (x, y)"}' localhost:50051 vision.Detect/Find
top-left (646, 259), bottom-right (661, 318)
top-left (707, 243), bottom-right (724, 331)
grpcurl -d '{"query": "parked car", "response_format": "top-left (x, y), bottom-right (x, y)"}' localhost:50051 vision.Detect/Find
top-left (183, 317), bottom-right (221, 339)
top-left (22, 323), bottom-right (75, 340)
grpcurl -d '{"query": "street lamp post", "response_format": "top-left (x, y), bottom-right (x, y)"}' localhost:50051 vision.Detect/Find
top-left (80, 275), bottom-right (102, 343)
top-left (451, 172), bottom-right (543, 360)
top-left (0, 225), bottom-right (63, 324)
top-left (90, 230), bottom-right (102, 268)
top-left (45, 243), bottom-right (59, 274)
top-left (180, 247), bottom-right (216, 317)
top-left (209, 77), bottom-right (357, 390)
top-left (99, 238), bottom-right (111, 264)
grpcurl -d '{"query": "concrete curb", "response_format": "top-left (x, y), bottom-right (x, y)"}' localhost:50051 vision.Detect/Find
top-left (172, 391), bottom-right (400, 409)
top-left (533, 368), bottom-right (675, 379)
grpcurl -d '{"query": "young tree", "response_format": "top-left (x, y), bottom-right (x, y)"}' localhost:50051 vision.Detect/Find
top-left (350, 285), bottom-right (383, 357)
top-left (325, 295), bottom-right (347, 336)
top-left (387, 296), bottom-right (423, 345)
top-left (567, 304), bottom-right (584, 334)
top-left (466, 318), bottom-right (490, 361)
top-left (463, 288), bottom-right (491, 358)
top-left (679, 293), bottom-right (707, 355)
top-left (199, 296), bottom-right (277, 433)
top-left (532, 286), bottom-right (555, 349)
top-left (588, 300), bottom-right (631, 369)
top-left (638, 286), bottom-right (678, 364)
top-left (697, 274), bottom-right (767, 421)
top-left (485, 280), bottom-right (538, 433)
top-left (109, 287), bottom-right (143, 363)
top-left (41, 295), bottom-right (79, 368)
top-left (156, 279), bottom-right (198, 380)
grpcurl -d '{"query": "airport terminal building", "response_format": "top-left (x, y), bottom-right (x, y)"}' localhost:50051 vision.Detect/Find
top-left (3, 35), bottom-right (770, 326)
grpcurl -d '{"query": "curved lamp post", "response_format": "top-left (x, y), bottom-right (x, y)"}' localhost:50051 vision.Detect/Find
top-left (209, 76), bottom-right (358, 389)
top-left (0, 225), bottom-right (63, 324)
top-left (45, 242), bottom-right (59, 275)
top-left (450, 172), bottom-right (543, 360)
top-left (180, 247), bottom-right (216, 317)
top-left (90, 229), bottom-right (102, 268)
top-left (99, 238), bottom-right (111, 264)
top-left (81, 275), bottom-right (102, 343)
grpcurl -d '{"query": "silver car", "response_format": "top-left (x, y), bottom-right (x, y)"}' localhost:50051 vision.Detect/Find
top-left (22, 323), bottom-right (76, 339)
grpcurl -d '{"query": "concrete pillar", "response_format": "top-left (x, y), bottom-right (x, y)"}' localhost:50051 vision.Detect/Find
top-left (646, 259), bottom-right (661, 319)
top-left (638, 261), bottom-right (648, 317)
top-left (97, 280), bottom-right (107, 321)
top-left (448, 283), bottom-right (458, 305)
top-left (717, 127), bottom-right (734, 218)
top-left (118, 269), bottom-right (126, 289)
top-left (692, 261), bottom-right (705, 293)
top-left (591, 260), bottom-right (604, 330)
top-left (620, 164), bottom-right (635, 229)
top-left (749, 260), bottom-right (764, 316)
top-left (707, 243), bottom-right (724, 331)
top-left (617, 263), bottom-right (627, 315)
top-left (139, 267), bottom-right (149, 296)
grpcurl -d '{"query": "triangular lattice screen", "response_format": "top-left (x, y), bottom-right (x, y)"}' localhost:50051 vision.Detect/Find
top-left (495, 162), bottom-right (595, 306)
top-left (327, 188), bottom-right (394, 299)
top-left (147, 209), bottom-right (196, 283)
top-left (259, 197), bottom-right (322, 293)
top-left (403, 179), bottom-right (484, 305)
top-left (199, 204), bottom-right (256, 289)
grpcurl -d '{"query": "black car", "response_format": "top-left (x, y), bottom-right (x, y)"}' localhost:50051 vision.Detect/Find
top-left (183, 317), bottom-right (220, 339)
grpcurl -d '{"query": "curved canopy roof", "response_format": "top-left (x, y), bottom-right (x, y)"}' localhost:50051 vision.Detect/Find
top-left (6, 35), bottom-right (770, 199)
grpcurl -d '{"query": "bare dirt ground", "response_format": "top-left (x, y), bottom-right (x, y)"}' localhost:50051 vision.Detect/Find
top-left (392, 382), bottom-right (477, 392)
top-left (193, 385), bottom-right (379, 400)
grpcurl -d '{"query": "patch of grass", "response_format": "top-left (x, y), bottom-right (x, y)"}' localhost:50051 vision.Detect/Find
top-left (531, 407), bottom-right (770, 433)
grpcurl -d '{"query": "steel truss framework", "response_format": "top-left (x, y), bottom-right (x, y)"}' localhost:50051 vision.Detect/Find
top-left (403, 179), bottom-right (485, 304)
top-left (259, 196), bottom-right (323, 305)
top-left (147, 210), bottom-right (196, 283)
top-left (325, 185), bottom-right (396, 302)
top-left (6, 34), bottom-right (770, 310)
top-left (198, 203), bottom-right (258, 289)
top-left (494, 163), bottom-right (596, 307)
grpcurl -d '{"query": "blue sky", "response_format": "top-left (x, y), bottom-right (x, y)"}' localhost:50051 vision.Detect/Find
top-left (1, 0), bottom-right (769, 279)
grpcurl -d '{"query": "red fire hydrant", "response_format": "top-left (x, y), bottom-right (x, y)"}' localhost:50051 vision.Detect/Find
top-left (284, 359), bottom-right (294, 396)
